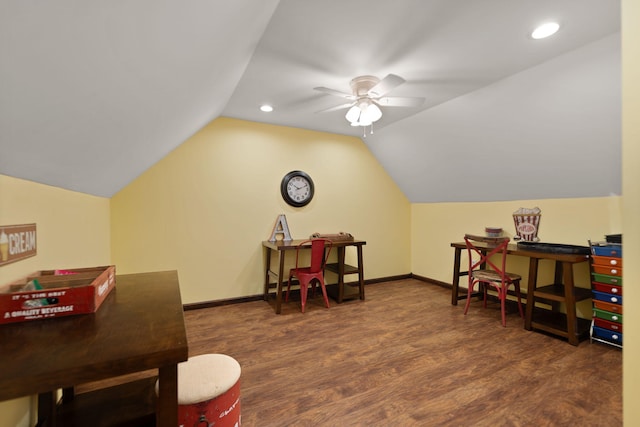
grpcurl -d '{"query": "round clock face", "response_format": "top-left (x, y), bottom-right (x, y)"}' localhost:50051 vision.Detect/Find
top-left (281, 170), bottom-right (314, 207)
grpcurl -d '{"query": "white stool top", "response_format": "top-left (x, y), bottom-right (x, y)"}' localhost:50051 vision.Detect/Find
top-left (157, 353), bottom-right (241, 405)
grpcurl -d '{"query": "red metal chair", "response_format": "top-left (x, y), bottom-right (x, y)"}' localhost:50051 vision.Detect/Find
top-left (286, 239), bottom-right (333, 313)
top-left (463, 234), bottom-right (524, 327)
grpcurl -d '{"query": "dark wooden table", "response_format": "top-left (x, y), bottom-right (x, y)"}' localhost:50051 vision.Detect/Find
top-left (0, 270), bottom-right (189, 426)
top-left (263, 239), bottom-right (366, 314)
top-left (451, 241), bottom-right (591, 345)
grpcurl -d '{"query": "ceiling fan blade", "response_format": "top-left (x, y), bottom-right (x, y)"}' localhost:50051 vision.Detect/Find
top-left (368, 74), bottom-right (405, 97)
top-left (314, 87), bottom-right (355, 99)
top-left (315, 102), bottom-right (355, 114)
top-left (375, 96), bottom-right (425, 108)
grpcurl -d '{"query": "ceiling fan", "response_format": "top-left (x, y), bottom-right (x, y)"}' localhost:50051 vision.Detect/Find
top-left (314, 74), bottom-right (424, 134)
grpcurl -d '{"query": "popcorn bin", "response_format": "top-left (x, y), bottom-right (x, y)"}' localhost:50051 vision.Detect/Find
top-left (513, 208), bottom-right (541, 242)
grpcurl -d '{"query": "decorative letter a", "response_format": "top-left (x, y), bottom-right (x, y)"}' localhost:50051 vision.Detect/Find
top-left (269, 214), bottom-right (292, 242)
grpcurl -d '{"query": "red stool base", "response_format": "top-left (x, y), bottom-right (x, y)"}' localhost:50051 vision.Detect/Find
top-left (178, 378), bottom-right (240, 427)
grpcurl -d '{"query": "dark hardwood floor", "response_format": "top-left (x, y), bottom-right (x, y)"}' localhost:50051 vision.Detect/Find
top-left (76, 279), bottom-right (621, 426)
top-left (183, 279), bottom-right (621, 426)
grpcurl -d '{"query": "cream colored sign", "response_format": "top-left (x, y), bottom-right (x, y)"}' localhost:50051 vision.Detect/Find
top-left (0, 224), bottom-right (37, 267)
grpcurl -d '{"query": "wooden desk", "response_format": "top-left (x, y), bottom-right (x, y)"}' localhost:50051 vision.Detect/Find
top-left (0, 270), bottom-right (189, 426)
top-left (263, 239), bottom-right (366, 314)
top-left (450, 241), bottom-right (591, 345)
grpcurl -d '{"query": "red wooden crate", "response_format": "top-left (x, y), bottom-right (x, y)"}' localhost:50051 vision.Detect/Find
top-left (0, 266), bottom-right (115, 324)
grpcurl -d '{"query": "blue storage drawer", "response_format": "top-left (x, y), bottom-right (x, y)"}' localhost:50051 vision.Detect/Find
top-left (592, 325), bottom-right (623, 345)
top-left (592, 290), bottom-right (623, 305)
top-left (591, 244), bottom-right (623, 258)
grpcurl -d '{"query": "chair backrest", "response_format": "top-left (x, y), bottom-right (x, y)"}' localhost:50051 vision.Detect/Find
top-left (295, 239), bottom-right (333, 273)
top-left (464, 234), bottom-right (510, 279)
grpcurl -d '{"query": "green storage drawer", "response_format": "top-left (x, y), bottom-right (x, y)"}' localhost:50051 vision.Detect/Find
top-left (592, 273), bottom-right (623, 286)
top-left (593, 308), bottom-right (623, 323)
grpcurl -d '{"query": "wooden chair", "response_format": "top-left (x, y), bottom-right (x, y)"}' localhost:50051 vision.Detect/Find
top-left (286, 239), bottom-right (333, 313)
top-left (463, 234), bottom-right (524, 327)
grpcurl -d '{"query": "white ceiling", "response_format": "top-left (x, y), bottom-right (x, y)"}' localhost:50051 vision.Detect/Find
top-left (0, 1), bottom-right (621, 201)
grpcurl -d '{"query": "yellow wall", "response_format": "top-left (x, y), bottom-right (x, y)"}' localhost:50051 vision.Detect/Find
top-left (110, 118), bottom-right (411, 304)
top-left (0, 174), bottom-right (111, 427)
top-left (622, 0), bottom-right (639, 423)
top-left (0, 174), bottom-right (111, 282)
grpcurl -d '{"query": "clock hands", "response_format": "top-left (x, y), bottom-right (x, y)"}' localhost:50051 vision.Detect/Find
top-left (291, 183), bottom-right (309, 192)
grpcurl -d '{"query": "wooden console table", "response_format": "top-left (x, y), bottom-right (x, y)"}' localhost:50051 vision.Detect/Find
top-left (450, 241), bottom-right (591, 345)
top-left (262, 239), bottom-right (366, 314)
top-left (0, 270), bottom-right (189, 426)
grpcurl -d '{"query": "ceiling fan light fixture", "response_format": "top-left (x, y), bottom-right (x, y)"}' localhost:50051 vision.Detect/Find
top-left (345, 105), bottom-right (361, 123)
top-left (345, 100), bottom-right (383, 126)
top-left (363, 103), bottom-right (382, 123)
top-left (531, 22), bottom-right (560, 39)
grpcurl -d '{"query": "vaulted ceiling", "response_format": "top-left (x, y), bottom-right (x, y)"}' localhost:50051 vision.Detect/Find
top-left (0, 1), bottom-right (621, 202)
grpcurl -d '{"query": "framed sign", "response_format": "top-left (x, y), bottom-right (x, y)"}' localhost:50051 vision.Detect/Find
top-left (0, 223), bottom-right (37, 267)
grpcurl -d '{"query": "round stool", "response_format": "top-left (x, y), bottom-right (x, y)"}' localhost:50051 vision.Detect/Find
top-left (157, 353), bottom-right (241, 427)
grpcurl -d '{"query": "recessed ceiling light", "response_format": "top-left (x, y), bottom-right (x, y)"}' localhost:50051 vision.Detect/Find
top-left (531, 22), bottom-right (560, 39)
top-left (260, 104), bottom-right (273, 112)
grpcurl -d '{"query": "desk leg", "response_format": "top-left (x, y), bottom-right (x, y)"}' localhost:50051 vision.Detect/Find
top-left (451, 248), bottom-right (462, 305)
top-left (157, 364), bottom-right (178, 427)
top-left (61, 387), bottom-right (74, 403)
top-left (563, 261), bottom-right (579, 346)
top-left (524, 257), bottom-right (539, 330)
top-left (357, 245), bottom-right (365, 300)
top-left (552, 261), bottom-right (563, 312)
top-left (263, 247), bottom-right (272, 301)
top-left (275, 250), bottom-right (285, 314)
top-left (37, 392), bottom-right (57, 427)
top-left (337, 247), bottom-right (346, 303)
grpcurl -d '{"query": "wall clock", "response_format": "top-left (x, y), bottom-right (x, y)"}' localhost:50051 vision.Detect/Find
top-left (281, 170), bottom-right (314, 207)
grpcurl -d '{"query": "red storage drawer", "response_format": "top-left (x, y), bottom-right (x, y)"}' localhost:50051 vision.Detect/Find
top-left (593, 317), bottom-right (623, 332)
top-left (592, 282), bottom-right (622, 296)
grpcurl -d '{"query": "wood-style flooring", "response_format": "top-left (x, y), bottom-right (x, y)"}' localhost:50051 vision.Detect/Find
top-left (183, 279), bottom-right (622, 426)
top-left (76, 279), bottom-right (621, 426)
